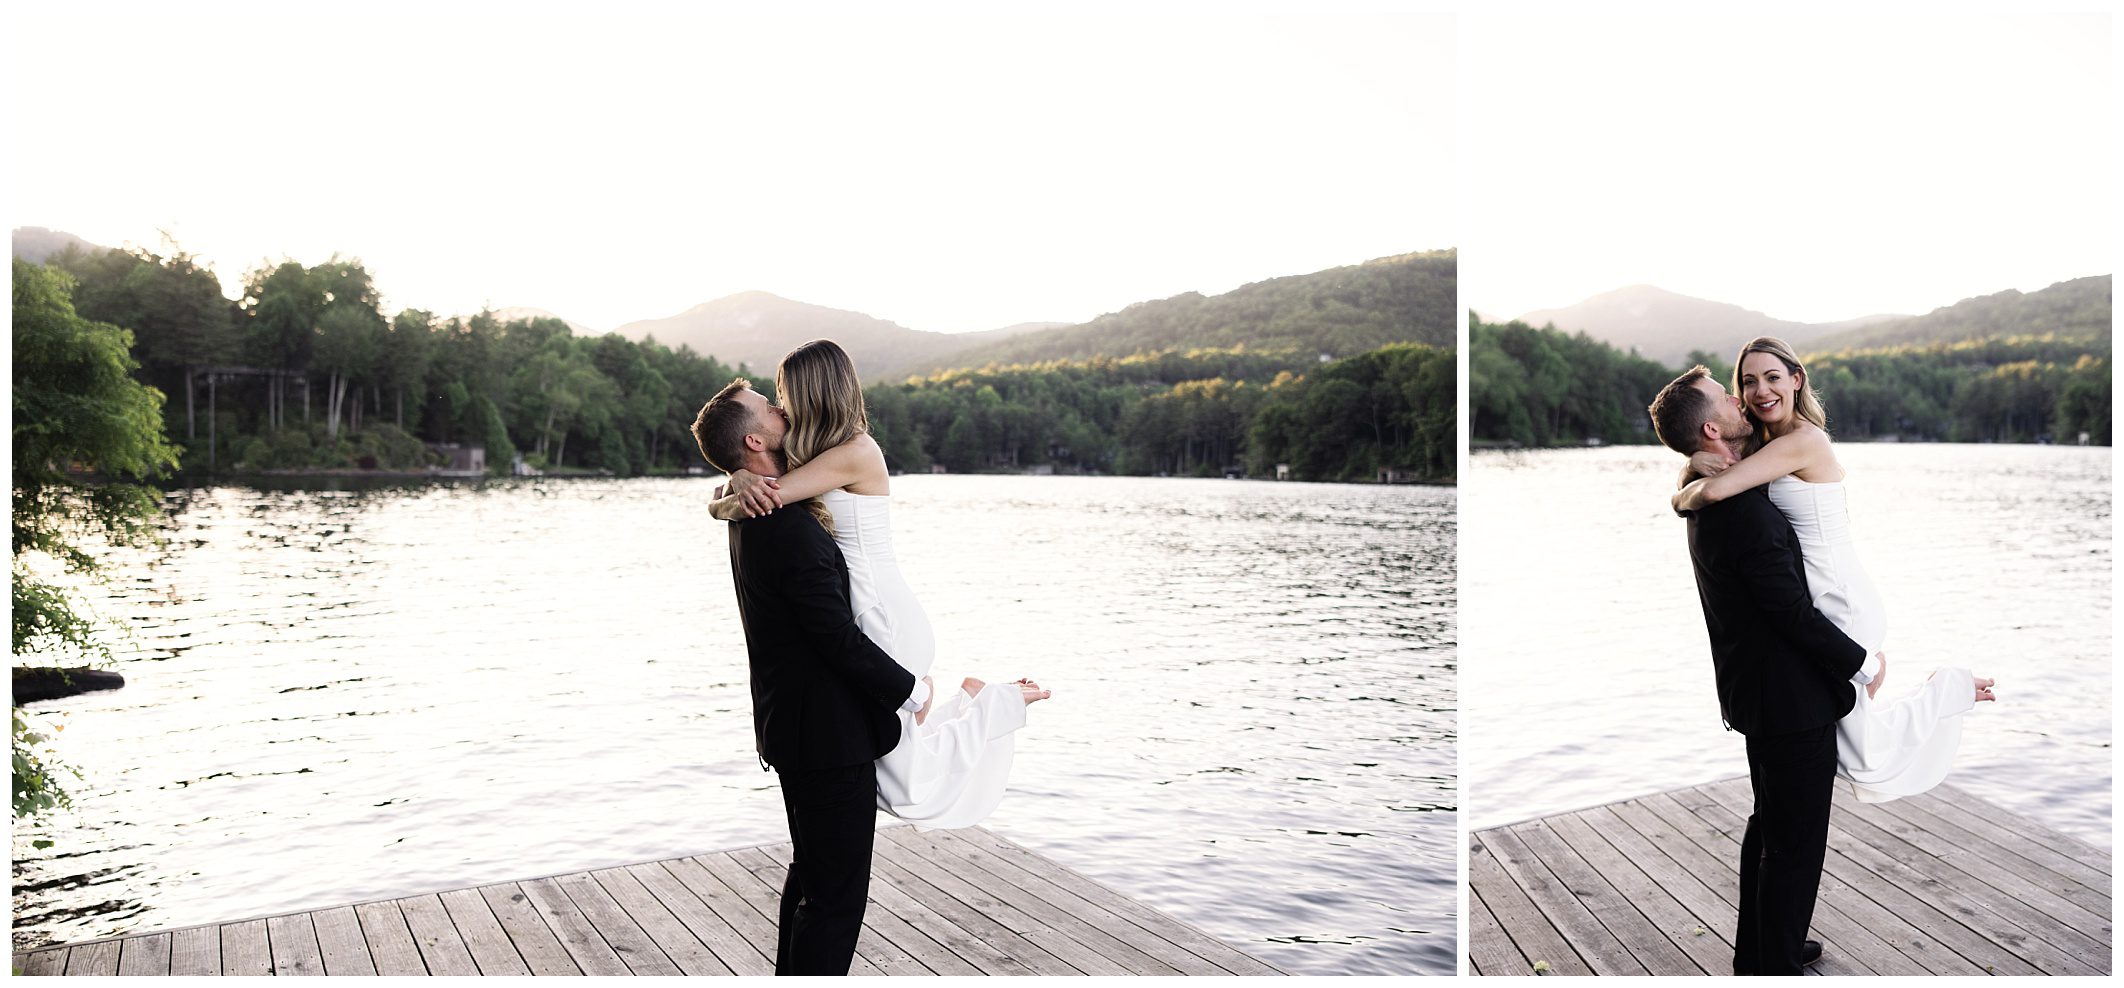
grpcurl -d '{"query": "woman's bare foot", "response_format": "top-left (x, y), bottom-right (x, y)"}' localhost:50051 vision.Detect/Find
top-left (1016, 677), bottom-right (1051, 705)
top-left (1974, 677), bottom-right (1997, 702)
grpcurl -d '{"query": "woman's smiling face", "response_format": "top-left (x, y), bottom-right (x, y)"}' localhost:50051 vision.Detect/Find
top-left (1739, 350), bottom-right (1799, 429)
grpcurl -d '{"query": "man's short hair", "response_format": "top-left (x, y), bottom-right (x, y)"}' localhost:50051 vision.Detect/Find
top-left (1647, 365), bottom-right (1715, 455)
top-left (692, 378), bottom-right (756, 473)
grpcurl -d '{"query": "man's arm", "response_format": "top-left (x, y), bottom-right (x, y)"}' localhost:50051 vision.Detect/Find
top-left (1718, 496), bottom-right (1869, 683)
top-left (766, 516), bottom-right (919, 712)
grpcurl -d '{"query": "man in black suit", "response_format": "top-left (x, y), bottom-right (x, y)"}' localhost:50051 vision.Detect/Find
top-left (690, 378), bottom-right (932, 976)
top-left (1648, 366), bottom-right (1884, 975)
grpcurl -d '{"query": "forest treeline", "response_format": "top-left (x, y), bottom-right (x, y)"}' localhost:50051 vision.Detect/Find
top-left (872, 343), bottom-right (1453, 481)
top-left (32, 246), bottom-right (1453, 482)
top-left (1471, 314), bottom-right (2112, 447)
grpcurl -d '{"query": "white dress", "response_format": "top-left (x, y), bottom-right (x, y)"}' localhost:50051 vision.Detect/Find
top-left (819, 489), bottom-right (1027, 829)
top-left (1765, 476), bottom-right (1973, 803)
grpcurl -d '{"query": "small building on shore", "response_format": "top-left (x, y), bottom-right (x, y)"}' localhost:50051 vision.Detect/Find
top-left (427, 443), bottom-right (486, 475)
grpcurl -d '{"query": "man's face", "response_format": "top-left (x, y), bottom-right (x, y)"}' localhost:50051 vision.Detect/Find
top-left (734, 388), bottom-right (788, 452)
top-left (1693, 377), bottom-right (1749, 443)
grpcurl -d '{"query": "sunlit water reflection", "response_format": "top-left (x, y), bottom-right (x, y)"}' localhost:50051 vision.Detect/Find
top-left (1464, 445), bottom-right (2110, 845)
top-left (12, 475), bottom-right (1456, 975)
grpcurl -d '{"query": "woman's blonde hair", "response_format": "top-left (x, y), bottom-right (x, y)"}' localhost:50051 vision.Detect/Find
top-left (776, 339), bottom-right (869, 532)
top-left (1732, 336), bottom-right (1828, 452)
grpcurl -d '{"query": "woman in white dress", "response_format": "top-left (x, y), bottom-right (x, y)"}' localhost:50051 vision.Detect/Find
top-left (1671, 337), bottom-right (1994, 802)
top-left (708, 339), bottom-right (1049, 829)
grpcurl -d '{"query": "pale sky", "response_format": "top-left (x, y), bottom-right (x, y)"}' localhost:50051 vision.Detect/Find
top-left (1464, 12), bottom-right (2112, 323)
top-left (8, 3), bottom-right (1455, 334)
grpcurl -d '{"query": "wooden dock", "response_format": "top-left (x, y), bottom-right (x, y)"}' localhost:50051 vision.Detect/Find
top-left (1470, 778), bottom-right (2111, 976)
top-left (14, 826), bottom-right (1283, 977)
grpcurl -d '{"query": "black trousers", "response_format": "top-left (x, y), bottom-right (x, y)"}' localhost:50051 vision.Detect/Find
top-left (1734, 723), bottom-right (1838, 975)
top-left (773, 761), bottom-right (879, 976)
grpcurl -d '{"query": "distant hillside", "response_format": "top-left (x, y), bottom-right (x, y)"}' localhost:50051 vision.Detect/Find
top-left (1804, 275), bottom-right (2112, 354)
top-left (918, 250), bottom-right (1456, 375)
top-left (12, 226), bottom-right (105, 264)
top-left (608, 292), bottom-right (1050, 381)
top-left (1517, 284), bottom-right (1910, 367)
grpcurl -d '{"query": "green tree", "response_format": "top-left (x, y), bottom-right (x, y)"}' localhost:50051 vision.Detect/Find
top-left (12, 259), bottom-right (181, 818)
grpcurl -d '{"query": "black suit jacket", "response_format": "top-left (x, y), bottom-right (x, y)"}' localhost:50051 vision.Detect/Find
top-left (728, 506), bottom-right (915, 771)
top-left (1686, 484), bottom-right (1867, 737)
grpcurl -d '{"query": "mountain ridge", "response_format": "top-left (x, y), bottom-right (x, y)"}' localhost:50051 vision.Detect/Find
top-left (912, 249), bottom-right (1457, 375)
top-left (1515, 277), bottom-right (2110, 366)
top-left (1803, 275), bottom-right (2111, 353)
top-left (603, 292), bottom-right (1055, 381)
top-left (1515, 284), bottom-right (1913, 367)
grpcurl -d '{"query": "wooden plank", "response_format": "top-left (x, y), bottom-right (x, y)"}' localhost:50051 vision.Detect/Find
top-left (1872, 794), bottom-right (2110, 919)
top-left (309, 906), bottom-right (377, 976)
top-left (868, 830), bottom-right (1145, 976)
top-left (1695, 778), bottom-right (1984, 975)
top-left (437, 887), bottom-right (531, 976)
top-left (727, 846), bottom-right (932, 977)
top-left (518, 877), bottom-right (634, 977)
top-left (220, 919), bottom-right (274, 976)
top-left (1900, 787), bottom-right (2113, 891)
top-left (626, 860), bottom-right (774, 975)
top-left (904, 829), bottom-right (1217, 975)
top-left (395, 894), bottom-right (481, 977)
top-left (1782, 779), bottom-right (2090, 975)
top-left (62, 941), bottom-right (120, 976)
top-left (1632, 790), bottom-right (1877, 977)
top-left (1929, 783), bottom-right (2111, 870)
top-left (18, 949), bottom-right (69, 976)
top-left (116, 931), bottom-right (173, 976)
top-left (659, 857), bottom-right (786, 966)
top-left (1481, 827), bottom-right (1647, 975)
top-left (758, 849), bottom-right (984, 976)
top-left (1824, 793), bottom-right (2112, 950)
top-left (1518, 817), bottom-right (1702, 974)
top-left (1605, 795), bottom-right (1885, 977)
top-left (589, 866), bottom-right (732, 975)
top-left (1904, 832), bottom-right (2110, 949)
top-left (1655, 786), bottom-right (1926, 976)
top-left (1542, 810), bottom-right (1724, 974)
top-left (170, 926), bottom-right (220, 976)
top-left (691, 848), bottom-right (887, 977)
top-left (352, 901), bottom-right (427, 976)
top-left (1830, 804), bottom-right (2108, 975)
top-left (945, 827), bottom-right (1281, 975)
top-left (266, 913), bottom-right (327, 976)
top-left (1465, 879), bottom-right (1529, 976)
top-left (1467, 833), bottom-right (1591, 976)
top-left (476, 883), bottom-right (581, 976)
top-left (1577, 805), bottom-right (1737, 953)
top-left (878, 827), bottom-right (1183, 975)
top-left (550, 869), bottom-right (684, 976)
top-left (1806, 808), bottom-right (2047, 976)
top-left (862, 866), bottom-right (1034, 976)
top-left (864, 847), bottom-right (1084, 976)
top-left (16, 827), bottom-right (1274, 980)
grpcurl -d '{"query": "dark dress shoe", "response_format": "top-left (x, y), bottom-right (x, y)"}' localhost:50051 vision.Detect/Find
top-left (1800, 940), bottom-right (1823, 968)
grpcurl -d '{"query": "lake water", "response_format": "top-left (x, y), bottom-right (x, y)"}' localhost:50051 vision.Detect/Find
top-left (10, 475), bottom-right (1457, 976)
top-left (1462, 444), bottom-right (2111, 845)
